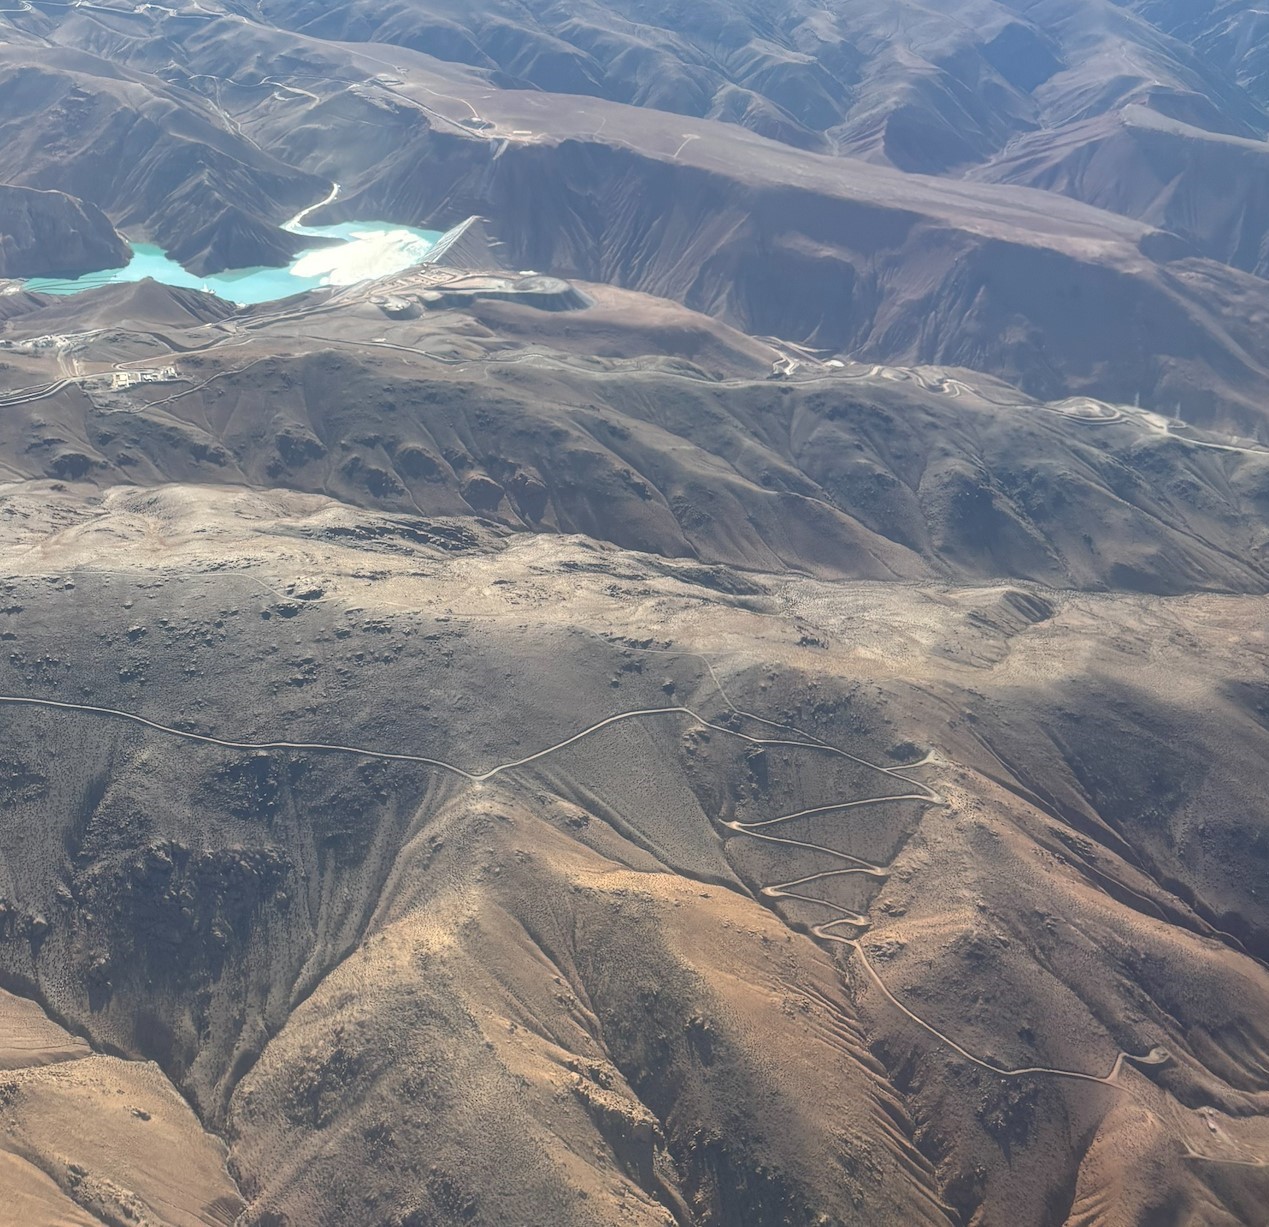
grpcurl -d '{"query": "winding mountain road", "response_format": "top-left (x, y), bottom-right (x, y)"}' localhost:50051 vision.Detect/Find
top-left (1, 633), bottom-right (1263, 1163)
top-left (0, 668), bottom-right (1166, 1093)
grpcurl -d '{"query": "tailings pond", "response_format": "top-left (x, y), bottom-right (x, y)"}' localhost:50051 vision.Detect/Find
top-left (25, 219), bottom-right (442, 305)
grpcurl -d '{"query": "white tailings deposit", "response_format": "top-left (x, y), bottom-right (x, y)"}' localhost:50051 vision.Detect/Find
top-left (24, 183), bottom-right (446, 306)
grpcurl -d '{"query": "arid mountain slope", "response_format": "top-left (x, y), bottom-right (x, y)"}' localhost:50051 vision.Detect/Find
top-left (228, 0), bottom-right (1269, 271)
top-left (0, 47), bottom-right (323, 273)
top-left (0, 186), bottom-right (128, 279)
top-left (0, 987), bottom-right (243, 1225)
top-left (0, 486), bottom-right (1262, 1224)
top-left (3, 283), bottom-right (1268, 590)
top-left (972, 109), bottom-right (1269, 278)
top-left (1, 1), bottom-right (1268, 1223)
top-left (316, 109), bottom-right (1269, 432)
top-left (237, 0), bottom-right (1269, 275)
top-left (249, 0), bottom-right (1269, 166)
top-left (7, 0), bottom-right (1269, 429)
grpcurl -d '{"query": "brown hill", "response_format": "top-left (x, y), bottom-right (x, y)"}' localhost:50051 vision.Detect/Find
top-left (2, 287), bottom-right (1267, 593)
top-left (0, 185), bottom-right (129, 279)
top-left (0, 48), bottom-right (324, 274)
top-left (0, 485), bottom-right (1260, 1224)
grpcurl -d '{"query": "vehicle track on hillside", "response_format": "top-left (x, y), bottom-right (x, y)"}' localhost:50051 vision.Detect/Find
top-left (0, 624), bottom-right (1263, 1161)
top-left (20, 646), bottom-right (1269, 1166)
top-left (0, 677), bottom-right (1178, 1097)
top-left (0, 692), bottom-right (903, 787)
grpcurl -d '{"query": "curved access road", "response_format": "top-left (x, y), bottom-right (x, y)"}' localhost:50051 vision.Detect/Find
top-left (0, 693), bottom-right (870, 787)
top-left (0, 380), bottom-right (74, 407)
top-left (0, 662), bottom-right (1197, 1111)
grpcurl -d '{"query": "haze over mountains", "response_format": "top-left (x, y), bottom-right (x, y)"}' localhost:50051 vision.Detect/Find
top-left (0, 0), bottom-right (1268, 1225)
top-left (9, 0), bottom-right (1269, 430)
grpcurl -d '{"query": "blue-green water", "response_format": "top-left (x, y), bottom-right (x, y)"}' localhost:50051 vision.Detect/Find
top-left (25, 220), bottom-right (442, 306)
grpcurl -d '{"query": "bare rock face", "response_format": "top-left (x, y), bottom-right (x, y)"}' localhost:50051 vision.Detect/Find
top-left (0, 184), bottom-right (129, 278)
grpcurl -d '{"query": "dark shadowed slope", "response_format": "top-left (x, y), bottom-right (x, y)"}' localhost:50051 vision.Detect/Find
top-left (0, 185), bottom-right (128, 279)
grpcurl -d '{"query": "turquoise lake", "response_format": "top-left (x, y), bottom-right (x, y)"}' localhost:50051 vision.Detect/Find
top-left (25, 219), bottom-right (443, 306)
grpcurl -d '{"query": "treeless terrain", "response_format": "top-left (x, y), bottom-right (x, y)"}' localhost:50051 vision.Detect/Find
top-left (0, 480), bottom-right (1260, 1224)
top-left (1, 0), bottom-right (1268, 1223)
